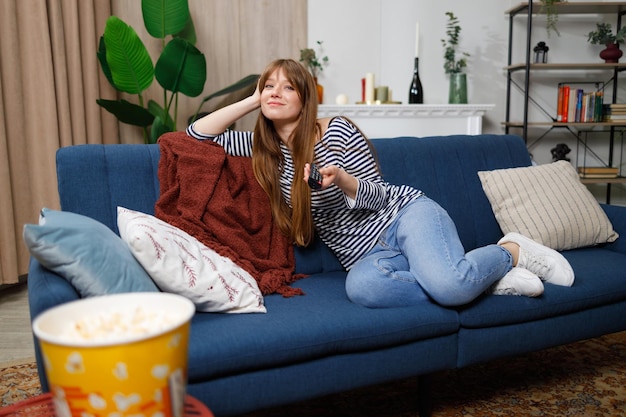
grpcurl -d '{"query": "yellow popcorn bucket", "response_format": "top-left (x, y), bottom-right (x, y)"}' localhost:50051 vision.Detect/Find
top-left (32, 292), bottom-right (195, 417)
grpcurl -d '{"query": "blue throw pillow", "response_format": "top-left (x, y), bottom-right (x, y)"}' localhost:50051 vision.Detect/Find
top-left (23, 208), bottom-right (158, 297)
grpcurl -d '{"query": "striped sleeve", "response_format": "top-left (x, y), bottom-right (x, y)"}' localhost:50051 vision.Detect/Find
top-left (186, 122), bottom-right (254, 157)
top-left (323, 118), bottom-right (387, 211)
top-left (311, 117), bottom-right (423, 269)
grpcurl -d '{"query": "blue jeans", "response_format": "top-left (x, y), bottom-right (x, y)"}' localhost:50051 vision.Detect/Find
top-left (345, 196), bottom-right (512, 307)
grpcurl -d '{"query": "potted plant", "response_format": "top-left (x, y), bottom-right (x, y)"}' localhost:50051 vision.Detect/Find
top-left (300, 41), bottom-right (329, 103)
top-left (541, 0), bottom-right (565, 37)
top-left (587, 22), bottom-right (626, 63)
top-left (97, 0), bottom-right (258, 144)
top-left (441, 12), bottom-right (470, 104)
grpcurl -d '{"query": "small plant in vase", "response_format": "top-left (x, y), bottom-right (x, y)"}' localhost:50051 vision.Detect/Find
top-left (587, 22), bottom-right (626, 63)
top-left (441, 12), bottom-right (470, 104)
top-left (300, 41), bottom-right (329, 103)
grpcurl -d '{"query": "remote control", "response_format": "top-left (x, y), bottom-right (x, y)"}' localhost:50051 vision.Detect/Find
top-left (308, 163), bottom-right (323, 190)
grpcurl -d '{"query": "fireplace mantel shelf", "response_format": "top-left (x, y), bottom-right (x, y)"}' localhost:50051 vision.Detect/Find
top-left (317, 104), bottom-right (495, 137)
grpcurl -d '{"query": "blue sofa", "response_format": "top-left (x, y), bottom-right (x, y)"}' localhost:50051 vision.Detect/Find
top-left (28, 134), bottom-right (626, 416)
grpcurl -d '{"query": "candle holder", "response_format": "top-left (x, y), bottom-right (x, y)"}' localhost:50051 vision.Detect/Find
top-left (534, 41), bottom-right (549, 63)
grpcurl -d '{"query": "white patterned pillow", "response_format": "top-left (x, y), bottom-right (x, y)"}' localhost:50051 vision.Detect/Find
top-left (478, 160), bottom-right (618, 251)
top-left (117, 207), bottom-right (266, 314)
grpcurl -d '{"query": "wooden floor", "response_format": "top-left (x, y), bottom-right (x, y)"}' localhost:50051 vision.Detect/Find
top-left (0, 283), bottom-right (36, 364)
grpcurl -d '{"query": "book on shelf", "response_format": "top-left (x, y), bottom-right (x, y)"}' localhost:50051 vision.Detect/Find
top-left (577, 166), bottom-right (619, 178)
top-left (556, 82), bottom-right (604, 123)
top-left (605, 115), bottom-right (626, 122)
top-left (604, 103), bottom-right (626, 121)
top-left (579, 173), bottom-right (620, 178)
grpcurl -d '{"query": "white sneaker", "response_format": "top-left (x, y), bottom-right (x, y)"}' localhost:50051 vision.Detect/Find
top-left (498, 232), bottom-right (575, 287)
top-left (488, 267), bottom-right (544, 297)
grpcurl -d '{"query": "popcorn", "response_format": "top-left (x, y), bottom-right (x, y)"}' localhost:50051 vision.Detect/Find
top-left (33, 292), bottom-right (195, 417)
top-left (61, 306), bottom-right (179, 342)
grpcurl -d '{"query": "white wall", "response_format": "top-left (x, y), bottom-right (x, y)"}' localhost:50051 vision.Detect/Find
top-left (308, 0), bottom-right (626, 204)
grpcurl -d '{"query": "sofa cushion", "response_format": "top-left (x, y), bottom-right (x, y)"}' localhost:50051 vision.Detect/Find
top-left (56, 144), bottom-right (161, 234)
top-left (23, 208), bottom-right (158, 297)
top-left (459, 247), bottom-right (626, 328)
top-left (186, 272), bottom-right (459, 381)
top-left (371, 135), bottom-right (533, 251)
top-left (478, 160), bottom-right (618, 250)
top-left (117, 207), bottom-right (266, 314)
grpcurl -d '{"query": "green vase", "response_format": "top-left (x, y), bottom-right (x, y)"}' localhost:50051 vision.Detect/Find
top-left (448, 73), bottom-right (468, 104)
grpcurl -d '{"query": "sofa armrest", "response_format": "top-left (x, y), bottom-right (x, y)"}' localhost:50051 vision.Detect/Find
top-left (602, 204), bottom-right (626, 254)
top-left (27, 257), bottom-right (81, 392)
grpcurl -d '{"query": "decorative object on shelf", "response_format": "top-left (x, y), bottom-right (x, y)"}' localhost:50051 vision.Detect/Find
top-left (551, 143), bottom-right (571, 162)
top-left (365, 72), bottom-right (375, 103)
top-left (300, 40), bottom-right (329, 104)
top-left (448, 73), bottom-right (468, 105)
top-left (357, 74), bottom-right (399, 105)
top-left (376, 86), bottom-right (389, 103)
top-left (335, 94), bottom-right (349, 105)
top-left (534, 41), bottom-right (549, 63)
top-left (600, 43), bottom-right (623, 64)
top-left (408, 57), bottom-right (424, 104)
top-left (314, 79), bottom-right (324, 104)
top-left (587, 22), bottom-right (626, 63)
top-left (540, 0), bottom-right (565, 37)
top-left (408, 23), bottom-right (424, 104)
top-left (441, 12), bottom-right (470, 104)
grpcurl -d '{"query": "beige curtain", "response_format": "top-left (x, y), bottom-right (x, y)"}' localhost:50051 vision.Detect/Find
top-left (0, 0), bottom-right (118, 285)
top-left (0, 0), bottom-right (306, 285)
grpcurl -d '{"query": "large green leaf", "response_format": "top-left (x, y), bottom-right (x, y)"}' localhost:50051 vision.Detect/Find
top-left (155, 38), bottom-right (206, 97)
top-left (96, 37), bottom-right (114, 87)
top-left (190, 74), bottom-right (260, 121)
top-left (103, 16), bottom-right (154, 94)
top-left (149, 116), bottom-right (172, 144)
top-left (148, 100), bottom-right (175, 130)
top-left (96, 98), bottom-right (155, 127)
top-left (142, 0), bottom-right (189, 39)
top-left (175, 15), bottom-right (197, 45)
top-left (199, 74), bottom-right (260, 103)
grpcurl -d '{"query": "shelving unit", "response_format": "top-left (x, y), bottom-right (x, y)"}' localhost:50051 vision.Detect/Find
top-left (504, 2), bottom-right (626, 203)
top-left (576, 129), bottom-right (625, 185)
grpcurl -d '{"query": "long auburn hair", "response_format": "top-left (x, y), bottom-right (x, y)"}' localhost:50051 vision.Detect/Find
top-left (252, 59), bottom-right (319, 247)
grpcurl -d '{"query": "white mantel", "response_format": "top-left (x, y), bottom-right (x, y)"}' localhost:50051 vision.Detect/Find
top-left (317, 104), bottom-right (495, 138)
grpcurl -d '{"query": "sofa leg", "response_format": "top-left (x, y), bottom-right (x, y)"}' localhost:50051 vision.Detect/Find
top-left (417, 374), bottom-right (433, 417)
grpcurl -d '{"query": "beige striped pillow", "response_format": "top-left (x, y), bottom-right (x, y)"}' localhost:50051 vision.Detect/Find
top-left (478, 160), bottom-right (618, 250)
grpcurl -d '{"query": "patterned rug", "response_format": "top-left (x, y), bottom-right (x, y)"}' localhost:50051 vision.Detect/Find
top-left (2, 332), bottom-right (625, 416)
top-left (0, 358), bottom-right (41, 408)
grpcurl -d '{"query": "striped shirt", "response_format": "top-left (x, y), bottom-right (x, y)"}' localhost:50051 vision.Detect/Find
top-left (186, 117), bottom-right (423, 269)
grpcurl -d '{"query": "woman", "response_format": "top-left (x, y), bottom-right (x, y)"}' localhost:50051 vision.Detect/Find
top-left (187, 58), bottom-right (574, 307)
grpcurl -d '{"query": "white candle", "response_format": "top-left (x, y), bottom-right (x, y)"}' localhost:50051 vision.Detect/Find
top-left (365, 73), bottom-right (375, 102)
top-left (415, 23), bottom-right (419, 58)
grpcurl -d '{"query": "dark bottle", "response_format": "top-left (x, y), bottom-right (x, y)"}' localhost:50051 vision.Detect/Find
top-left (408, 57), bottom-right (424, 104)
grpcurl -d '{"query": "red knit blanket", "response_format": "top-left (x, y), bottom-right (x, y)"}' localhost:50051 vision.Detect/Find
top-left (155, 132), bottom-right (305, 297)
